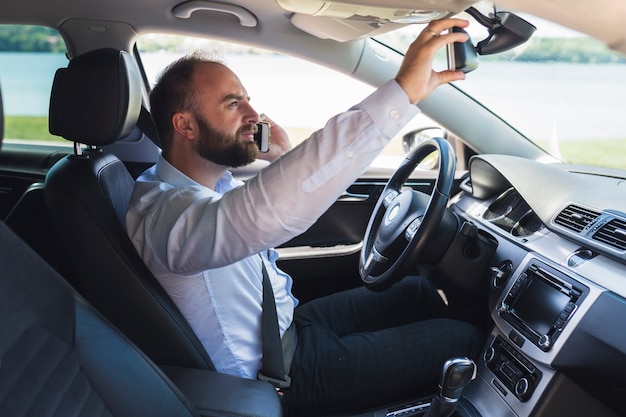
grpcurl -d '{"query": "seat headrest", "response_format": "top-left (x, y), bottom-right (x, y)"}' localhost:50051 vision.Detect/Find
top-left (49, 48), bottom-right (142, 147)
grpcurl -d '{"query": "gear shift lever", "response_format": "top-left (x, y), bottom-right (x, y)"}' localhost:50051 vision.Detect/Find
top-left (424, 357), bottom-right (476, 417)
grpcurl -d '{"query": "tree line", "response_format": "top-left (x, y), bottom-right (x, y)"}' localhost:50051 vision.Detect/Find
top-left (482, 37), bottom-right (626, 64)
top-left (0, 26), bottom-right (65, 52)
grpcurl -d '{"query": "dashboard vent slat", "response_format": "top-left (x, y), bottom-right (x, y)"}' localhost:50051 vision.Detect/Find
top-left (554, 205), bottom-right (600, 233)
top-left (593, 218), bottom-right (626, 251)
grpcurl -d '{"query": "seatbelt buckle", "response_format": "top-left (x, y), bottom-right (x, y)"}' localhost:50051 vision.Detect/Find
top-left (257, 371), bottom-right (291, 390)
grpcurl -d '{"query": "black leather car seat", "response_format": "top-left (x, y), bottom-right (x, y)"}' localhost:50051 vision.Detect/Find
top-left (0, 221), bottom-right (201, 417)
top-left (0, 76), bottom-right (200, 417)
top-left (44, 48), bottom-right (215, 371)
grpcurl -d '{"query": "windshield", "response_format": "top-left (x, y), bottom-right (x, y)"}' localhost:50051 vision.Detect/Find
top-left (374, 11), bottom-right (626, 170)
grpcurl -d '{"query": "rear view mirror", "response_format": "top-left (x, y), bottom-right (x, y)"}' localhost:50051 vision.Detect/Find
top-left (447, 27), bottom-right (479, 73)
top-left (466, 7), bottom-right (536, 55)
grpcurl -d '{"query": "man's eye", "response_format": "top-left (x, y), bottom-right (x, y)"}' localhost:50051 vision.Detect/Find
top-left (228, 101), bottom-right (239, 107)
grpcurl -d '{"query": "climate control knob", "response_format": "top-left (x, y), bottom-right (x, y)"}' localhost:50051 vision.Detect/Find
top-left (538, 334), bottom-right (552, 350)
top-left (515, 377), bottom-right (531, 400)
top-left (483, 347), bottom-right (495, 365)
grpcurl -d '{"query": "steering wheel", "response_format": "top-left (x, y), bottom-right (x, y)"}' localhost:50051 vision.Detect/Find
top-left (359, 137), bottom-right (456, 291)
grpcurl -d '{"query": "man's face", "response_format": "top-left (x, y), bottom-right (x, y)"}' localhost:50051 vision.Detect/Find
top-left (191, 62), bottom-right (261, 168)
top-left (194, 112), bottom-right (258, 168)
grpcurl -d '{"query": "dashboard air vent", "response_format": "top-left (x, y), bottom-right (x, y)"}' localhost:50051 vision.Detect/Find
top-left (593, 218), bottom-right (626, 251)
top-left (554, 205), bottom-right (599, 232)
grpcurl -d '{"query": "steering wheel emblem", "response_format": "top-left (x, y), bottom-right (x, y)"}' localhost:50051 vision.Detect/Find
top-left (386, 204), bottom-right (400, 224)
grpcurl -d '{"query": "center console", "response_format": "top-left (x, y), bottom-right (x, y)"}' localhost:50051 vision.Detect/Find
top-left (461, 253), bottom-right (610, 417)
top-left (476, 258), bottom-right (590, 405)
top-left (361, 250), bottom-right (617, 417)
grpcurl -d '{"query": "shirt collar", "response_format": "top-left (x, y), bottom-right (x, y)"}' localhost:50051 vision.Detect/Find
top-left (155, 153), bottom-right (237, 194)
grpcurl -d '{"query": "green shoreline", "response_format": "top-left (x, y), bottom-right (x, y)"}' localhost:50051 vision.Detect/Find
top-left (5, 116), bottom-right (625, 169)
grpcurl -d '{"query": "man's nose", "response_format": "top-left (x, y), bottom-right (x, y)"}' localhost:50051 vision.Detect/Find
top-left (241, 102), bottom-right (260, 124)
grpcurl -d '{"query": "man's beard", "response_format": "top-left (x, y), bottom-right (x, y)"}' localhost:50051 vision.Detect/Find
top-left (194, 113), bottom-right (258, 168)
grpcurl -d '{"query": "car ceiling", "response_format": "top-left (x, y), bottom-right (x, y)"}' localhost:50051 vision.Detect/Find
top-left (495, 0), bottom-right (626, 55)
top-left (3, 0), bottom-right (626, 56)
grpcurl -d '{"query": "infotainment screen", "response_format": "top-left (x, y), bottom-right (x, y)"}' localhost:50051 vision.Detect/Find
top-left (511, 277), bottom-right (570, 335)
top-left (500, 259), bottom-right (588, 351)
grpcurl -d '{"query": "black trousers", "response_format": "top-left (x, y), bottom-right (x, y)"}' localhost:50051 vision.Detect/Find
top-left (281, 276), bottom-right (483, 417)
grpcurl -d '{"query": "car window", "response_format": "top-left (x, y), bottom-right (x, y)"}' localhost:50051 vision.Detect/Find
top-left (0, 25), bottom-right (69, 145)
top-left (136, 34), bottom-right (441, 169)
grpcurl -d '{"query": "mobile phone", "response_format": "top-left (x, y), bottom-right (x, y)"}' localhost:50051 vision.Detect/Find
top-left (446, 27), bottom-right (479, 74)
top-left (254, 122), bottom-right (270, 153)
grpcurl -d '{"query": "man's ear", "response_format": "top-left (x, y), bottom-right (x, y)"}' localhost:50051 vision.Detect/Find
top-left (172, 112), bottom-right (196, 139)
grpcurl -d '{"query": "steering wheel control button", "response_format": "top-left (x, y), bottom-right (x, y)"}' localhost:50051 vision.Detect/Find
top-left (405, 217), bottom-right (422, 240)
top-left (383, 190), bottom-right (399, 207)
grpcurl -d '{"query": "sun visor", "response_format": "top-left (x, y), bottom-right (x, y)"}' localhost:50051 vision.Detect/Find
top-left (289, 13), bottom-right (405, 41)
top-left (279, 0), bottom-right (478, 41)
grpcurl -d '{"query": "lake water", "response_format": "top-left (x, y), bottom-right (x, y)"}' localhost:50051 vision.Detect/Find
top-left (1, 52), bottom-right (625, 141)
top-left (0, 53), bottom-right (69, 116)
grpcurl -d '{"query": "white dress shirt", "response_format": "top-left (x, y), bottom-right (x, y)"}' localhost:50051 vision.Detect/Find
top-left (126, 79), bottom-right (420, 379)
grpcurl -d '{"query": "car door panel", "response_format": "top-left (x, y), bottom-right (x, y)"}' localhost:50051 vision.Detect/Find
top-left (276, 168), bottom-right (464, 303)
top-left (0, 144), bottom-right (67, 218)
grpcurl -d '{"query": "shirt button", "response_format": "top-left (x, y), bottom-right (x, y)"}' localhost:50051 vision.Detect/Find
top-left (389, 109), bottom-right (399, 119)
top-left (346, 150), bottom-right (354, 158)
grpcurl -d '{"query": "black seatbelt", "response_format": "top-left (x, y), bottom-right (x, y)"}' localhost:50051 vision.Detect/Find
top-left (257, 258), bottom-right (291, 389)
top-left (138, 105), bottom-right (161, 148)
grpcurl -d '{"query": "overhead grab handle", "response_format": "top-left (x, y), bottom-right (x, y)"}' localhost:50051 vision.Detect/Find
top-left (172, 0), bottom-right (257, 27)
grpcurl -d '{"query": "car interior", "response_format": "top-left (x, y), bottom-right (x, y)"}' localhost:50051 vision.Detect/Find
top-left (1, 0), bottom-right (625, 416)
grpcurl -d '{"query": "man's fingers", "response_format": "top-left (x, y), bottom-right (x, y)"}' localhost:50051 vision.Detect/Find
top-left (425, 17), bottom-right (470, 36)
top-left (396, 18), bottom-right (471, 103)
top-left (437, 69), bottom-right (467, 84)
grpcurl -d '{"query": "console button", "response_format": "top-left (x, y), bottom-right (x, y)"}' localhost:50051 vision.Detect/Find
top-left (508, 329), bottom-right (525, 348)
top-left (487, 336), bottom-right (543, 402)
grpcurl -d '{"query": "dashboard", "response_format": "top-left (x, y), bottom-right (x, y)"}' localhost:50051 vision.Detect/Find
top-left (447, 154), bottom-right (626, 417)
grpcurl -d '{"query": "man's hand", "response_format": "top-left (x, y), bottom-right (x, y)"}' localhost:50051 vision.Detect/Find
top-left (396, 18), bottom-right (470, 105)
top-left (256, 114), bottom-right (293, 162)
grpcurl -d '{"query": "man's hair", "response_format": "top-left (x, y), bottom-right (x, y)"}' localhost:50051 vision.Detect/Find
top-left (149, 51), bottom-right (222, 154)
